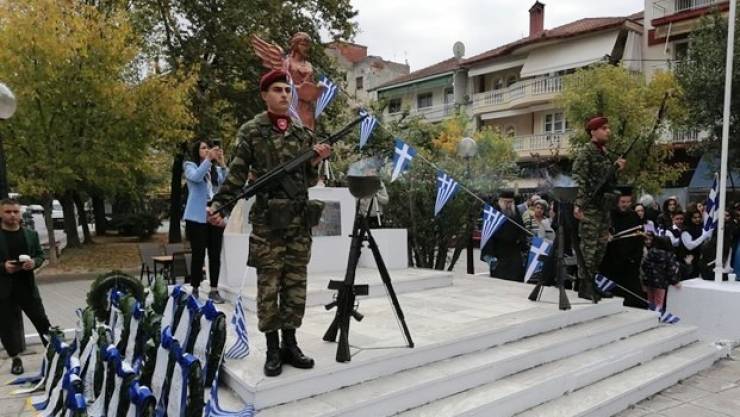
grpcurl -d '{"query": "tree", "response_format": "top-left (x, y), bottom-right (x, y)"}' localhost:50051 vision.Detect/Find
top-left (132, 0), bottom-right (357, 241)
top-left (558, 64), bottom-right (687, 194)
top-left (0, 0), bottom-right (193, 261)
top-left (675, 11), bottom-right (740, 162)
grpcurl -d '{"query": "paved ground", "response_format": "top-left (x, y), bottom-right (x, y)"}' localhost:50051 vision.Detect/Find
top-left (3, 270), bottom-right (740, 416)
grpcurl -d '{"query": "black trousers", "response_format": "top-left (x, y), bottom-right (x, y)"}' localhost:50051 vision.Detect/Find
top-left (0, 283), bottom-right (51, 357)
top-left (186, 220), bottom-right (225, 289)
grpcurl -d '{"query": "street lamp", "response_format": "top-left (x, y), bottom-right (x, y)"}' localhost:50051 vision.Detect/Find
top-left (457, 137), bottom-right (478, 274)
top-left (0, 82), bottom-right (17, 199)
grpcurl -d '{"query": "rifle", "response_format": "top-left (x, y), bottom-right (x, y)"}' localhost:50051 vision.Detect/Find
top-left (212, 114), bottom-right (367, 215)
top-left (585, 92), bottom-right (670, 206)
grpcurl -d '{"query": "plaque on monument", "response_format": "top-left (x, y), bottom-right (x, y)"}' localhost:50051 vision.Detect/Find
top-left (312, 201), bottom-right (341, 237)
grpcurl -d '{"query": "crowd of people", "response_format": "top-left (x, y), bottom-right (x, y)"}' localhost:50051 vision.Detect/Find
top-left (480, 188), bottom-right (740, 311)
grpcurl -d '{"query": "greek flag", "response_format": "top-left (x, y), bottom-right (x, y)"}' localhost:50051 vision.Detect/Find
top-left (288, 78), bottom-right (300, 122)
top-left (524, 237), bottom-right (553, 283)
top-left (205, 367), bottom-right (255, 417)
top-left (391, 139), bottom-right (416, 182)
top-left (480, 204), bottom-right (507, 249)
top-left (314, 75), bottom-right (338, 119)
top-left (648, 303), bottom-right (681, 324)
top-left (225, 295), bottom-right (250, 359)
top-left (704, 173), bottom-right (719, 233)
top-left (358, 109), bottom-right (378, 148)
top-left (434, 170), bottom-right (459, 216)
top-left (594, 273), bottom-right (616, 293)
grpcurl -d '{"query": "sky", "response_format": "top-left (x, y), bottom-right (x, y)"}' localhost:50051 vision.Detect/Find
top-left (349, 0), bottom-right (645, 71)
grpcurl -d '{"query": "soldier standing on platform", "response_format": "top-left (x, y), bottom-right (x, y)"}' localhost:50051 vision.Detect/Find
top-left (572, 116), bottom-right (626, 301)
top-left (208, 69), bottom-right (331, 377)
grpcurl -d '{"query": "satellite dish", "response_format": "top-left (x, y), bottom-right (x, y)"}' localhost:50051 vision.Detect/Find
top-left (453, 41), bottom-right (465, 59)
top-left (0, 83), bottom-right (17, 120)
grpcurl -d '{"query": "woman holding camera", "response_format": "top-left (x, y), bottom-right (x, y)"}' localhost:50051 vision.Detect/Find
top-left (183, 140), bottom-right (228, 303)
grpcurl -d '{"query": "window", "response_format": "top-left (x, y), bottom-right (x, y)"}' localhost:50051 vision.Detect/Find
top-left (417, 92), bottom-right (433, 109)
top-left (444, 87), bottom-right (454, 104)
top-left (674, 41), bottom-right (690, 62)
top-left (355, 76), bottom-right (364, 90)
top-left (388, 98), bottom-right (402, 114)
top-left (544, 112), bottom-right (568, 133)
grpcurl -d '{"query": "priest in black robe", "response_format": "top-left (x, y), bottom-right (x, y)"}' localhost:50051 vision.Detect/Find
top-left (601, 189), bottom-right (647, 308)
top-left (481, 190), bottom-right (527, 282)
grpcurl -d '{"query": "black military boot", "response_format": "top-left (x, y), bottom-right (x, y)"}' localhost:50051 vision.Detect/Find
top-left (577, 278), bottom-right (601, 303)
top-left (280, 329), bottom-right (315, 369)
top-left (263, 331), bottom-right (282, 377)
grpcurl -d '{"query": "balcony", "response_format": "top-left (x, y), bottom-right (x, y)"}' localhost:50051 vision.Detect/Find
top-left (674, 0), bottom-right (720, 13)
top-left (386, 103), bottom-right (457, 123)
top-left (472, 75), bottom-right (563, 114)
top-left (512, 131), bottom-right (572, 159)
top-left (659, 128), bottom-right (709, 144)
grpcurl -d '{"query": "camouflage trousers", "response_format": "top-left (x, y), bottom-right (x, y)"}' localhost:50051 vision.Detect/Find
top-left (578, 207), bottom-right (610, 283)
top-left (248, 225), bottom-right (312, 333)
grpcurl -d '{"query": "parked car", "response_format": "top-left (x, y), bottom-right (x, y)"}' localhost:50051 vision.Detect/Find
top-left (52, 199), bottom-right (64, 229)
top-left (19, 205), bottom-right (35, 230)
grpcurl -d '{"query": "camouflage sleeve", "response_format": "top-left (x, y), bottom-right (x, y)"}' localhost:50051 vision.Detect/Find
top-left (210, 125), bottom-right (254, 212)
top-left (572, 150), bottom-right (591, 208)
top-left (304, 130), bottom-right (320, 188)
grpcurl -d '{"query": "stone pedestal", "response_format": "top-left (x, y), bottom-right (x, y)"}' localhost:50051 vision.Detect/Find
top-left (667, 278), bottom-right (740, 343)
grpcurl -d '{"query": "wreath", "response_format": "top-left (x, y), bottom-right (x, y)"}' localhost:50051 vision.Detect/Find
top-left (86, 271), bottom-right (145, 322)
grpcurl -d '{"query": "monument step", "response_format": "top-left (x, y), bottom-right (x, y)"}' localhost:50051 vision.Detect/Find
top-left (257, 309), bottom-right (659, 417)
top-left (396, 324), bottom-right (700, 417)
top-left (221, 287), bottom-right (624, 409)
top-left (221, 267), bottom-right (454, 312)
top-left (514, 342), bottom-right (723, 417)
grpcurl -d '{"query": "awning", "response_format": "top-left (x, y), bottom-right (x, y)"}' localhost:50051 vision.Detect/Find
top-left (688, 153), bottom-right (740, 191)
top-left (468, 56), bottom-right (526, 77)
top-left (377, 74), bottom-right (452, 99)
top-left (520, 30), bottom-right (619, 77)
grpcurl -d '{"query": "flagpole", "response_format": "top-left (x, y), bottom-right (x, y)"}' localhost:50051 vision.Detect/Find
top-left (715, 0), bottom-right (735, 283)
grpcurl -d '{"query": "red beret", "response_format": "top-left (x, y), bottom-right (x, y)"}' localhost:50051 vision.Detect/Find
top-left (585, 116), bottom-right (608, 133)
top-left (260, 69), bottom-right (289, 91)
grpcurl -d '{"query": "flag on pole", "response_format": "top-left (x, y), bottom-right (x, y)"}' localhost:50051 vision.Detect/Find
top-left (434, 170), bottom-right (459, 216)
top-left (704, 173), bottom-right (719, 232)
top-left (358, 109), bottom-right (378, 148)
top-left (524, 237), bottom-right (553, 283)
top-left (224, 296), bottom-right (250, 359)
top-left (288, 78), bottom-right (301, 122)
top-left (391, 139), bottom-right (416, 182)
top-left (480, 204), bottom-right (507, 249)
top-left (594, 273), bottom-right (616, 293)
top-left (314, 75), bottom-right (338, 119)
top-left (648, 303), bottom-right (681, 324)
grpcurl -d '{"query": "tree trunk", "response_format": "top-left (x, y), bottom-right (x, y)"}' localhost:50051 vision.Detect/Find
top-left (168, 146), bottom-right (185, 243)
top-left (73, 192), bottom-right (93, 244)
top-left (60, 192), bottom-right (81, 248)
top-left (91, 192), bottom-right (107, 235)
top-left (42, 196), bottom-right (58, 265)
top-left (434, 241), bottom-right (448, 270)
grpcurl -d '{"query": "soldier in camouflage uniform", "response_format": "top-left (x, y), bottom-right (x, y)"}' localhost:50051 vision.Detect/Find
top-left (572, 116), bottom-right (625, 302)
top-left (209, 69), bottom-right (331, 377)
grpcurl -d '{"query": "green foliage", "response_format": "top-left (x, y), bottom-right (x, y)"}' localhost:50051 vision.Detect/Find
top-left (675, 11), bottom-right (740, 161)
top-left (110, 212), bottom-right (162, 238)
top-left (558, 64), bottom-right (687, 194)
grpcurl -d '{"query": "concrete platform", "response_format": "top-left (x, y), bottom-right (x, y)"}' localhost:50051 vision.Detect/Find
top-left (667, 278), bottom-right (740, 343)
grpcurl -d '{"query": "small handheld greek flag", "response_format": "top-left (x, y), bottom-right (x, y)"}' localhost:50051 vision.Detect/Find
top-left (205, 367), bottom-right (255, 417)
top-left (314, 75), bottom-right (338, 119)
top-left (480, 204), bottom-right (507, 249)
top-left (648, 303), bottom-right (681, 324)
top-left (391, 139), bottom-right (416, 182)
top-left (288, 78), bottom-right (300, 122)
top-left (524, 237), bottom-right (553, 283)
top-left (594, 273), bottom-right (616, 293)
top-left (358, 109), bottom-right (378, 149)
top-left (704, 173), bottom-right (719, 232)
top-left (434, 170), bottom-right (459, 216)
top-left (225, 295), bottom-right (250, 359)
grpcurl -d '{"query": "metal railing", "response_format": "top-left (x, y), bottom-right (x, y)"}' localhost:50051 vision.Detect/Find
top-left (412, 103), bottom-right (457, 120)
top-left (674, 0), bottom-right (720, 13)
top-left (512, 131), bottom-right (571, 152)
top-left (473, 75), bottom-right (563, 109)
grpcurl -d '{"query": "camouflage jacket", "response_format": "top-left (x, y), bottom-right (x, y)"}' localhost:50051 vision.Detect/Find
top-left (572, 142), bottom-right (617, 210)
top-left (210, 112), bottom-right (319, 227)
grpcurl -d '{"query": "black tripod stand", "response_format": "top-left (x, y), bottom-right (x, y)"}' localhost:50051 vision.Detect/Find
top-left (323, 183), bottom-right (414, 362)
top-left (528, 199), bottom-right (573, 310)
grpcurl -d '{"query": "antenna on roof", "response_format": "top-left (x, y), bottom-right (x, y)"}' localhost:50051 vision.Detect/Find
top-left (453, 41), bottom-right (466, 59)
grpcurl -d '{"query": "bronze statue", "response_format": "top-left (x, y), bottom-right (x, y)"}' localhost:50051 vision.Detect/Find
top-left (251, 32), bottom-right (322, 130)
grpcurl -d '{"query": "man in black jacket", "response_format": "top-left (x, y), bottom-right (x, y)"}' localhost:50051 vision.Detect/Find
top-left (0, 199), bottom-right (51, 375)
top-left (481, 190), bottom-right (527, 281)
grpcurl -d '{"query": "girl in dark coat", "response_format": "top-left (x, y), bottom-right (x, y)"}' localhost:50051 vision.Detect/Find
top-left (641, 235), bottom-right (689, 310)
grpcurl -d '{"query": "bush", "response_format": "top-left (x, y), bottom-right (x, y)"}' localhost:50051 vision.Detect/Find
top-left (110, 212), bottom-right (161, 238)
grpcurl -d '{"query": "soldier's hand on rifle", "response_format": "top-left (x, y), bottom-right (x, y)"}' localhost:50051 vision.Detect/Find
top-left (573, 206), bottom-right (584, 221)
top-left (311, 143), bottom-right (332, 166)
top-left (207, 207), bottom-right (225, 227)
top-left (615, 157), bottom-right (626, 171)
